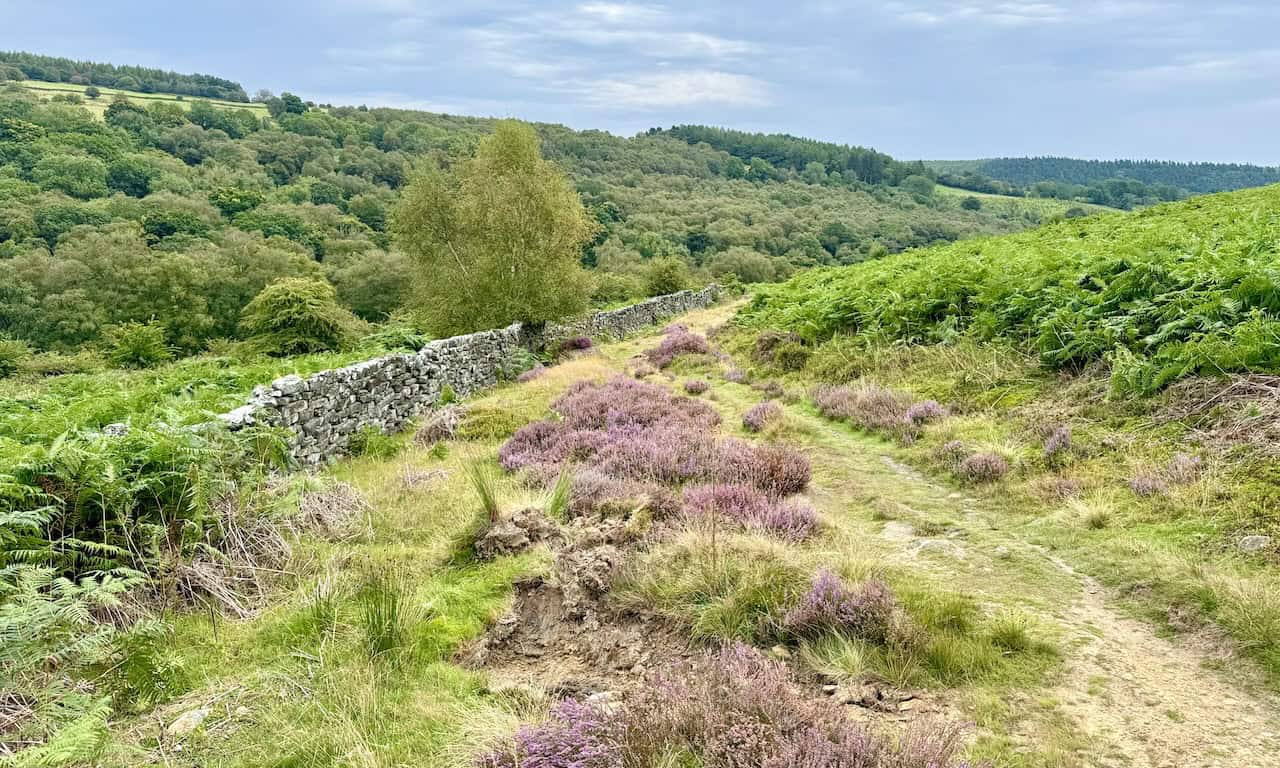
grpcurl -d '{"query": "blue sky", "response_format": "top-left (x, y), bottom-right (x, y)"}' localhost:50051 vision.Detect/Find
top-left (4, 1), bottom-right (1279, 163)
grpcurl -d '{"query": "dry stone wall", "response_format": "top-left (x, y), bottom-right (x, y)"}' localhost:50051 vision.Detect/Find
top-left (219, 286), bottom-right (720, 465)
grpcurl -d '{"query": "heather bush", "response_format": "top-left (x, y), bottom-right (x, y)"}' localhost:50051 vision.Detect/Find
top-left (478, 697), bottom-right (625, 768)
top-left (683, 378), bottom-right (710, 395)
top-left (773, 341), bottom-right (811, 372)
top-left (935, 440), bottom-right (969, 465)
top-left (1165, 452), bottom-right (1202, 484)
top-left (647, 327), bottom-right (713, 368)
top-left (554, 376), bottom-right (720, 432)
top-left (517, 364), bottom-right (546, 383)
top-left (682, 483), bottom-right (817, 541)
top-left (1129, 473), bottom-right (1167, 497)
top-left (559, 335), bottom-right (594, 353)
top-left (784, 570), bottom-right (897, 643)
top-left (715, 439), bottom-right (811, 497)
top-left (742, 401), bottom-right (782, 433)
top-left (904, 400), bottom-right (948, 425)
top-left (957, 452), bottom-right (1009, 483)
top-left (813, 383), bottom-right (919, 441)
top-left (1042, 425), bottom-right (1072, 461)
top-left (565, 468), bottom-right (678, 519)
top-left (724, 367), bottom-right (749, 384)
top-left (622, 643), bottom-right (974, 768)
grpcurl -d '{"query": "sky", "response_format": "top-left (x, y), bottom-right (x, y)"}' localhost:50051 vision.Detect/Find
top-left (4, 0), bottom-right (1279, 164)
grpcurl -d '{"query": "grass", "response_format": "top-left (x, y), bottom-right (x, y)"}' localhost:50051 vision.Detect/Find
top-left (16, 79), bottom-right (269, 119)
top-left (720, 322), bottom-right (1280, 689)
top-left (934, 182), bottom-right (1115, 218)
top-left (87, 305), bottom-right (1130, 767)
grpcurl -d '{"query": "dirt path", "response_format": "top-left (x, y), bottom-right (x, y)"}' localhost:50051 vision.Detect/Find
top-left (782, 396), bottom-right (1280, 767)
top-left (1043, 553), bottom-right (1280, 768)
top-left (656, 304), bottom-right (1280, 766)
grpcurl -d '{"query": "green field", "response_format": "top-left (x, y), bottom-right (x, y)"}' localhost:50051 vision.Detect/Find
top-left (17, 78), bottom-right (268, 117)
top-left (933, 182), bottom-right (1114, 218)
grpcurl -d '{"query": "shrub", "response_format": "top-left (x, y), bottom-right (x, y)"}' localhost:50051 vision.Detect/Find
top-left (904, 400), bottom-right (948, 425)
top-left (1043, 425), bottom-right (1072, 461)
top-left (239, 277), bottom-right (358, 356)
top-left (715, 439), bottom-right (811, 497)
top-left (958, 452), bottom-right (1010, 483)
top-left (743, 401), bottom-right (782, 432)
top-left (813, 383), bottom-right (912, 438)
top-left (105, 321), bottom-right (173, 369)
top-left (647, 327), bottom-right (713, 368)
top-left (1129, 474), bottom-right (1167, 497)
top-left (773, 341), bottom-right (811, 372)
top-left (724, 367), bottom-right (748, 384)
top-left (618, 643), bottom-right (973, 768)
top-left (643, 256), bottom-right (691, 297)
top-left (478, 698), bottom-right (625, 768)
top-left (0, 337), bottom-right (32, 378)
top-left (783, 570), bottom-right (897, 643)
top-left (682, 483), bottom-right (817, 541)
top-left (559, 335), bottom-right (593, 352)
top-left (683, 378), bottom-right (709, 395)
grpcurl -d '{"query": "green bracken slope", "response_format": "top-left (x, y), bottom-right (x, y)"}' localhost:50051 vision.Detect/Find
top-left (745, 184), bottom-right (1280, 393)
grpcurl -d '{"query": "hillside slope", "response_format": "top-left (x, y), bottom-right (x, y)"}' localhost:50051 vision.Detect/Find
top-left (927, 157), bottom-right (1280, 195)
top-left (0, 79), bottom-right (1048, 364)
top-left (729, 183), bottom-right (1280, 691)
top-left (746, 184), bottom-right (1280, 394)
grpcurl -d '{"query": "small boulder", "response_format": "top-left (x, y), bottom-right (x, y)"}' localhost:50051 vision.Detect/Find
top-left (167, 707), bottom-right (211, 738)
top-left (1238, 535), bottom-right (1273, 553)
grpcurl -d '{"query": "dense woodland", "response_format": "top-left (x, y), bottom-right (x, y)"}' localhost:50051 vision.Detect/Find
top-left (0, 51), bottom-right (248, 101)
top-left (928, 156), bottom-right (1280, 206)
top-left (0, 82), bottom-right (1039, 367)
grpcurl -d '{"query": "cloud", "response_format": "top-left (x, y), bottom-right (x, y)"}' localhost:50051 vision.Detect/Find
top-left (582, 70), bottom-right (770, 109)
top-left (1120, 48), bottom-right (1280, 85)
top-left (884, 0), bottom-right (1163, 28)
top-left (889, 1), bottom-right (1068, 26)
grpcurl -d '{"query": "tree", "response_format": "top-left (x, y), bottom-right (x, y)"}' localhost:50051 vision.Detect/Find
top-left (393, 120), bottom-right (596, 336)
top-left (643, 256), bottom-right (691, 296)
top-left (106, 156), bottom-right (155, 198)
top-left (33, 154), bottom-right (109, 199)
top-left (960, 196), bottom-right (982, 211)
top-left (239, 278), bottom-right (357, 355)
top-left (900, 174), bottom-right (935, 200)
top-left (84, 85), bottom-right (100, 99)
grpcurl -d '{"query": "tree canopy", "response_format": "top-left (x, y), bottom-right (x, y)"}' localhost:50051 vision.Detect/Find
top-left (393, 120), bottom-right (595, 336)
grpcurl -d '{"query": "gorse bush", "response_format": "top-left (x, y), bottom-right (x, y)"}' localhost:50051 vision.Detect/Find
top-left (745, 186), bottom-right (1280, 394)
top-left (240, 277), bottom-right (359, 356)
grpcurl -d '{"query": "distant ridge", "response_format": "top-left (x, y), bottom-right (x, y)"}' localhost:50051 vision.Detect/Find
top-left (0, 50), bottom-right (248, 102)
top-left (925, 156), bottom-right (1280, 195)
